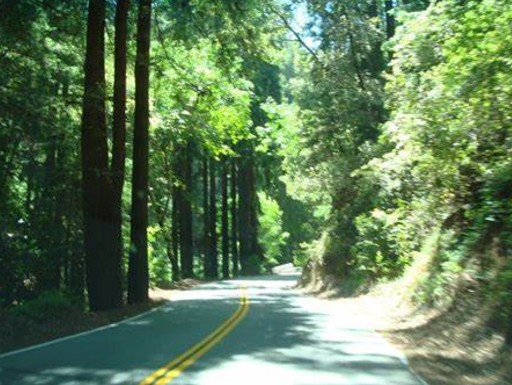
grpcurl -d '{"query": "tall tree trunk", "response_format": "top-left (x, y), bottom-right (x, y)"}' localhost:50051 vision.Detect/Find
top-left (208, 158), bottom-right (218, 278)
top-left (230, 158), bottom-right (239, 276)
top-left (237, 141), bottom-right (261, 275)
top-left (61, 138), bottom-right (84, 303)
top-left (402, 0), bottom-right (431, 11)
top-left (221, 158), bottom-right (229, 278)
top-left (37, 139), bottom-right (58, 291)
top-left (82, 0), bottom-right (122, 310)
top-left (68, 245), bottom-right (85, 302)
top-left (366, 0), bottom-right (385, 75)
top-left (166, 236), bottom-right (180, 282)
top-left (48, 141), bottom-right (62, 291)
top-left (111, 0), bottom-right (129, 185)
top-left (179, 140), bottom-right (194, 278)
top-left (202, 156), bottom-right (211, 277)
top-left (128, 0), bottom-right (151, 304)
top-left (171, 184), bottom-right (181, 281)
top-left (385, 0), bottom-right (396, 39)
top-left (108, 0), bottom-right (130, 304)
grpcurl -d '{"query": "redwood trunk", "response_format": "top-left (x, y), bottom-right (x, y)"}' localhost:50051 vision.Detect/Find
top-left (230, 158), bottom-right (239, 276)
top-left (385, 0), bottom-right (396, 39)
top-left (108, 0), bottom-right (130, 304)
top-left (221, 159), bottom-right (229, 278)
top-left (208, 159), bottom-right (218, 278)
top-left (81, 0), bottom-right (123, 310)
top-left (237, 141), bottom-right (261, 275)
top-left (179, 140), bottom-right (194, 278)
top-left (171, 184), bottom-right (181, 281)
top-left (128, 0), bottom-right (151, 304)
top-left (202, 156), bottom-right (211, 277)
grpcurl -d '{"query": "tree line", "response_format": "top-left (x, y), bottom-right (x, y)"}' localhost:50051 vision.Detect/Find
top-left (0, 0), bottom-right (308, 312)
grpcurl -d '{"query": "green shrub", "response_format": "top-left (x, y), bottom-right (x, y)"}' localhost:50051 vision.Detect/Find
top-left (147, 225), bottom-right (172, 286)
top-left (413, 230), bottom-right (465, 306)
top-left (258, 192), bottom-right (290, 266)
top-left (352, 209), bottom-right (401, 280)
top-left (245, 255), bottom-right (264, 275)
top-left (292, 242), bottom-right (310, 267)
top-left (491, 260), bottom-right (512, 338)
top-left (11, 290), bottom-right (78, 321)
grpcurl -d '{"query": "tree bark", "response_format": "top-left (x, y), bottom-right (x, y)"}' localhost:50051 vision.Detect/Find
top-left (385, 0), bottom-right (396, 39)
top-left (208, 158), bottom-right (218, 278)
top-left (230, 158), bottom-right (239, 276)
top-left (221, 158), bottom-right (229, 278)
top-left (167, 236), bottom-right (180, 282)
top-left (237, 141), bottom-right (261, 275)
top-left (171, 183), bottom-right (181, 281)
top-left (108, 0), bottom-right (130, 304)
top-left (179, 140), bottom-right (194, 278)
top-left (37, 139), bottom-right (61, 292)
top-left (128, 0), bottom-right (151, 304)
top-left (202, 155), bottom-right (211, 277)
top-left (81, 0), bottom-right (123, 310)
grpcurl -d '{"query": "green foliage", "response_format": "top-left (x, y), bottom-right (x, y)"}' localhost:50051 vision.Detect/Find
top-left (292, 244), bottom-right (310, 267)
top-left (358, 0), bottom-right (512, 287)
top-left (259, 98), bottom-right (323, 263)
top-left (0, 1), bottom-right (85, 304)
top-left (257, 192), bottom-right (290, 267)
top-left (493, 260), bottom-right (512, 330)
top-left (147, 225), bottom-right (172, 286)
top-left (412, 230), bottom-right (465, 306)
top-left (3, 0), bottom-right (512, 322)
top-left (368, 0), bottom-right (512, 282)
top-left (11, 291), bottom-right (79, 321)
top-left (285, 0), bottom-right (512, 309)
top-left (244, 255), bottom-right (265, 275)
top-left (352, 209), bottom-right (402, 280)
top-left (277, 0), bottom-right (389, 282)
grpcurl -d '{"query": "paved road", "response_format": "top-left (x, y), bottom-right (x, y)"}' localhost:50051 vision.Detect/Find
top-left (0, 274), bottom-right (424, 385)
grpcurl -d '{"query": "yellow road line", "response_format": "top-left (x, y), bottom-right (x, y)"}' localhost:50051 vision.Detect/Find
top-left (138, 287), bottom-right (250, 385)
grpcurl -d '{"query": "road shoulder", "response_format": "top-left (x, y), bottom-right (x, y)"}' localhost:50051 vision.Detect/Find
top-left (0, 280), bottom-right (200, 355)
top-left (301, 280), bottom-right (512, 385)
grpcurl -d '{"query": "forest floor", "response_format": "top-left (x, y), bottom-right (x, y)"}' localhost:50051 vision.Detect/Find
top-left (0, 279), bottom-right (200, 355)
top-left (302, 276), bottom-right (512, 385)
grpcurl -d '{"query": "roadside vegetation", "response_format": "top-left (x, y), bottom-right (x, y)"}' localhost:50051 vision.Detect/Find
top-left (0, 0), bottom-right (307, 315)
top-left (0, 0), bottom-right (511, 382)
top-left (296, 0), bottom-right (512, 347)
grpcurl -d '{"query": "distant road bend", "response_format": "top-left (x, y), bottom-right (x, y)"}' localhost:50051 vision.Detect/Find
top-left (0, 271), bottom-right (424, 385)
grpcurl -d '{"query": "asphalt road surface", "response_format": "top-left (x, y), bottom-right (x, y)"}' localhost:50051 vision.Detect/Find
top-left (0, 273), bottom-right (425, 385)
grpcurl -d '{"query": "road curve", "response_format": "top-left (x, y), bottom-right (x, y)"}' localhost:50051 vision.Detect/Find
top-left (0, 274), bottom-right (424, 385)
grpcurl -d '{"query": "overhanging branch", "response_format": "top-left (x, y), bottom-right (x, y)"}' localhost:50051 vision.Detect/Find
top-left (267, 4), bottom-right (323, 66)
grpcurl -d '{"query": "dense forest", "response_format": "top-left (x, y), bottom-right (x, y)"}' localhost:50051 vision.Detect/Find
top-left (1, 0), bottom-right (511, 346)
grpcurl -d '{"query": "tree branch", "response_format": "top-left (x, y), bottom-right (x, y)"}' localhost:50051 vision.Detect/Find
top-left (153, 10), bottom-right (206, 94)
top-left (267, 4), bottom-right (323, 66)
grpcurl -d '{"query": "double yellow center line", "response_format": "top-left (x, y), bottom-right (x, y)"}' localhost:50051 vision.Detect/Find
top-left (139, 287), bottom-right (250, 385)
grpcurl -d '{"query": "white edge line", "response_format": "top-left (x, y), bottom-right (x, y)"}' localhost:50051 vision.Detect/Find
top-left (373, 329), bottom-right (430, 385)
top-left (0, 302), bottom-right (167, 359)
top-left (410, 367), bottom-right (430, 385)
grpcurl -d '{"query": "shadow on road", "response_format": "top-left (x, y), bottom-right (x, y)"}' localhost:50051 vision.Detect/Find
top-left (0, 274), bottom-right (421, 385)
